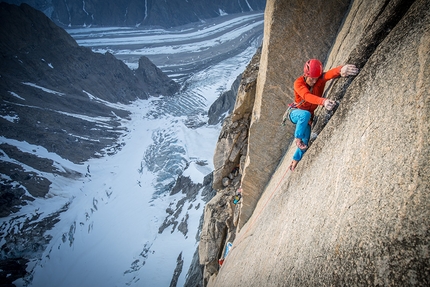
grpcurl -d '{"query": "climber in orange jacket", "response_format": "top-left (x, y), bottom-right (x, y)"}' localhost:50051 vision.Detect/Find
top-left (287, 59), bottom-right (359, 171)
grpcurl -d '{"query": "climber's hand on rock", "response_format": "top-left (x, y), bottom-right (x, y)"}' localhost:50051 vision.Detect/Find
top-left (341, 64), bottom-right (359, 77)
top-left (323, 99), bottom-right (336, 111)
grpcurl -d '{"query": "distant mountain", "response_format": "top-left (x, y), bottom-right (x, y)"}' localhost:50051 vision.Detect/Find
top-left (0, 2), bottom-right (179, 215)
top-left (1, 0), bottom-right (266, 28)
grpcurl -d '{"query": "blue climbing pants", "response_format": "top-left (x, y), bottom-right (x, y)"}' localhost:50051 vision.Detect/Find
top-left (289, 109), bottom-right (311, 161)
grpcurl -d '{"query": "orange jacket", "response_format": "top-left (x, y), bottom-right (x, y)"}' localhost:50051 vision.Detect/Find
top-left (293, 65), bottom-right (342, 116)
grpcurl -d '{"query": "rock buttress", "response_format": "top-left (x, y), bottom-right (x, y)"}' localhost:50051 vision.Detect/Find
top-left (199, 48), bottom-right (261, 285)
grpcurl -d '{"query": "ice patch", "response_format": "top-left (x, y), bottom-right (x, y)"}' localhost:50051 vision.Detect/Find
top-left (22, 82), bottom-right (65, 97)
top-left (8, 91), bottom-right (25, 101)
top-left (183, 162), bottom-right (205, 184)
top-left (1, 114), bottom-right (19, 123)
top-left (219, 9), bottom-right (228, 16)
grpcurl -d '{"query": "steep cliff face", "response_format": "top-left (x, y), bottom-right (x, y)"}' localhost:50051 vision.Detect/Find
top-left (198, 49), bottom-right (261, 286)
top-left (200, 0), bottom-right (429, 285)
top-left (239, 0), bottom-right (351, 229)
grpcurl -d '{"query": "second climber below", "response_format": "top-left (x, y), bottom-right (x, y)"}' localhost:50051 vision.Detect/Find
top-left (287, 59), bottom-right (359, 171)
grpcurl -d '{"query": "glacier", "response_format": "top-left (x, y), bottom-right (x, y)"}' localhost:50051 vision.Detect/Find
top-left (0, 12), bottom-right (263, 287)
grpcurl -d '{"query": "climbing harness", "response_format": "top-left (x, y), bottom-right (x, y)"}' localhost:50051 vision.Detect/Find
top-left (281, 99), bottom-right (305, 126)
top-left (282, 84), bottom-right (317, 126)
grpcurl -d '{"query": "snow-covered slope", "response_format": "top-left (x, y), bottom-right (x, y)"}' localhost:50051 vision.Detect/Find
top-left (0, 12), bottom-right (263, 287)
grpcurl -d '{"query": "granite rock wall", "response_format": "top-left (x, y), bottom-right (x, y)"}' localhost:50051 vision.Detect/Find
top-left (209, 0), bottom-right (430, 286)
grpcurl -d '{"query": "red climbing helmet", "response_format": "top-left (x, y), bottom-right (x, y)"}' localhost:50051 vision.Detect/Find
top-left (304, 59), bottom-right (323, 78)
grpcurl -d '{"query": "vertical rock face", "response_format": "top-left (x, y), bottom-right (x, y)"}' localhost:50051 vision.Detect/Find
top-left (212, 49), bottom-right (261, 190)
top-left (198, 49), bottom-right (261, 285)
top-left (206, 0), bottom-right (430, 286)
top-left (311, 0), bottom-right (416, 136)
top-left (239, 0), bottom-right (351, 228)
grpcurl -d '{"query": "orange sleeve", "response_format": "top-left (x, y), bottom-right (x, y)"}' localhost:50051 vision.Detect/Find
top-left (322, 66), bottom-right (342, 81)
top-left (294, 77), bottom-right (325, 105)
